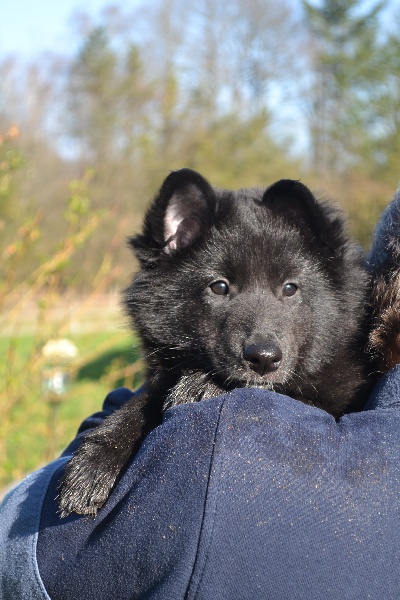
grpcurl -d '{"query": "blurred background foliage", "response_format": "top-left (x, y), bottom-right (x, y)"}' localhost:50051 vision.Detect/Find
top-left (1, 0), bottom-right (400, 486)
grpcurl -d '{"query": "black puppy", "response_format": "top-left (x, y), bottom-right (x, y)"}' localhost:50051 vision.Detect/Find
top-left (59, 169), bottom-right (370, 517)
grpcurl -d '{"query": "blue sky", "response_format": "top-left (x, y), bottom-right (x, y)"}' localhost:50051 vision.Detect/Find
top-left (2, 1), bottom-right (397, 60)
top-left (0, 0), bottom-right (140, 58)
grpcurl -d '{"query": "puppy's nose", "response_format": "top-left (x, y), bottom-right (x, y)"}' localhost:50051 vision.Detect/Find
top-left (243, 342), bottom-right (282, 376)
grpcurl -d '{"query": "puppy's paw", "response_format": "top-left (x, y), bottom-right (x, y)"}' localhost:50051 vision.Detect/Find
top-left (58, 430), bottom-right (129, 517)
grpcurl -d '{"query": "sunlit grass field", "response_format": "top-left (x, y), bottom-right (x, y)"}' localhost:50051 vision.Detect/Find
top-left (0, 329), bottom-right (144, 490)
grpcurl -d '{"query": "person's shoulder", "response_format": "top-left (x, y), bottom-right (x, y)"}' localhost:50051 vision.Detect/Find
top-left (0, 457), bottom-right (69, 599)
top-left (4, 378), bottom-right (400, 600)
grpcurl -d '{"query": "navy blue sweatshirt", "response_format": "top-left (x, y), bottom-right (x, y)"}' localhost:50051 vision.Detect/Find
top-left (1, 368), bottom-right (400, 599)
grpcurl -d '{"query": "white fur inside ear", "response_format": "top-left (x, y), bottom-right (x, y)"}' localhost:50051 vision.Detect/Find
top-left (164, 198), bottom-right (185, 251)
top-left (163, 185), bottom-right (208, 252)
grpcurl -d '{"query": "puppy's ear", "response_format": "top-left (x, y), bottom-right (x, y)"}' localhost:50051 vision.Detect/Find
top-left (132, 169), bottom-right (217, 259)
top-left (262, 179), bottom-right (346, 250)
top-left (160, 169), bottom-right (217, 253)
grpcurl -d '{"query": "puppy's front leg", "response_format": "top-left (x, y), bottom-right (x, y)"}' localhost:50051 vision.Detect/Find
top-left (58, 392), bottom-right (162, 517)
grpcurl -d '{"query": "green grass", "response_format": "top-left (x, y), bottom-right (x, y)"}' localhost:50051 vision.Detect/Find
top-left (0, 330), bottom-right (145, 488)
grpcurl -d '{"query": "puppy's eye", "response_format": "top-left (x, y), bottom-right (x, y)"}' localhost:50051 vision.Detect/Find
top-left (282, 283), bottom-right (298, 297)
top-left (210, 280), bottom-right (230, 296)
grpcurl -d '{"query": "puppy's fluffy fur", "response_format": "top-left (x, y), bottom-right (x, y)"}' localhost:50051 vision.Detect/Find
top-left (368, 189), bottom-right (400, 371)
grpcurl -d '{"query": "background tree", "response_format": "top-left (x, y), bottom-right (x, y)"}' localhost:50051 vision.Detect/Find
top-left (302, 0), bottom-right (385, 175)
top-left (1, 0), bottom-right (400, 288)
top-left (365, 9), bottom-right (400, 185)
